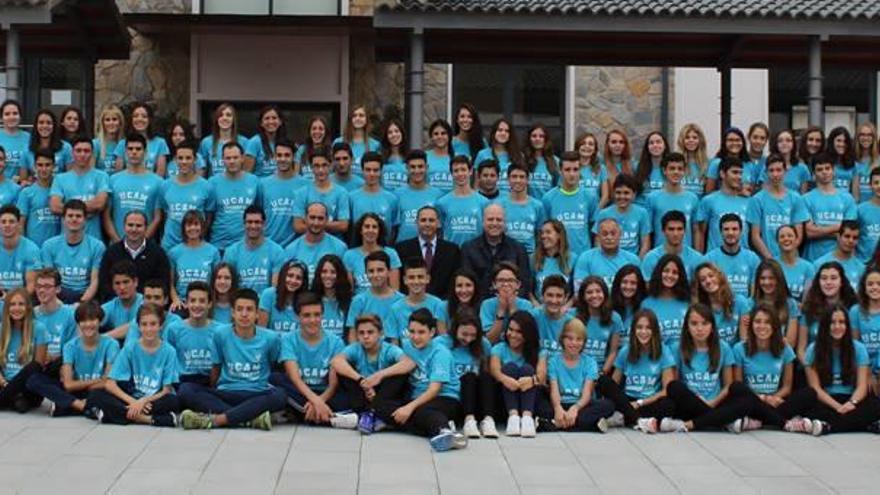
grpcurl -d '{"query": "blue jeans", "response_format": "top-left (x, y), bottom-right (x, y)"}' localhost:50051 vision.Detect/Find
top-left (269, 371), bottom-right (351, 413)
top-left (178, 382), bottom-right (286, 425)
top-left (26, 373), bottom-right (87, 415)
top-left (499, 363), bottom-right (537, 414)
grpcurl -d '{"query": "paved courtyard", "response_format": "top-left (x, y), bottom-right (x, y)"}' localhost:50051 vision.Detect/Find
top-left (0, 406), bottom-right (876, 494)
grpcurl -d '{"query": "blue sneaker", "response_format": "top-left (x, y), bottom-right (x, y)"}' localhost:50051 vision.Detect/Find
top-left (358, 411), bottom-right (375, 435)
top-left (373, 416), bottom-right (387, 433)
top-left (429, 428), bottom-right (467, 452)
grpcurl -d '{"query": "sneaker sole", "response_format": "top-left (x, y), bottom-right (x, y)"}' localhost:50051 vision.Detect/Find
top-left (430, 433), bottom-right (454, 452)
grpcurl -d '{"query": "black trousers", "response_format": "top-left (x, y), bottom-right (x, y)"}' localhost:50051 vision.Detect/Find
top-left (338, 375), bottom-right (408, 413)
top-left (666, 380), bottom-right (753, 430)
top-left (739, 386), bottom-right (817, 428)
top-left (596, 375), bottom-right (675, 426)
top-left (0, 361), bottom-right (43, 412)
top-left (535, 386), bottom-right (615, 432)
top-left (373, 394), bottom-right (462, 437)
top-left (460, 372), bottom-right (497, 419)
top-left (85, 388), bottom-right (180, 426)
top-left (802, 391), bottom-right (880, 433)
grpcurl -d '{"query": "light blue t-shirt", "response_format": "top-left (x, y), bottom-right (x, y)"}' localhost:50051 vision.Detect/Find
top-left (166, 319), bottom-right (221, 376)
top-left (0, 327), bottom-right (35, 379)
top-left (321, 298), bottom-right (347, 341)
top-left (210, 324), bottom-right (280, 392)
top-left (480, 296), bottom-right (533, 334)
top-left (802, 188), bottom-right (857, 261)
top-left (856, 200), bottom-right (880, 262)
top-left (498, 195), bottom-right (546, 254)
top-left (528, 307), bottom-right (574, 356)
top-left (402, 339), bottom-right (460, 400)
top-left (675, 341), bottom-right (734, 401)
top-left (490, 341), bottom-right (531, 368)
top-left (437, 191), bottom-right (490, 246)
top-left (258, 287), bottom-right (299, 334)
top-left (712, 296), bottom-right (751, 345)
top-left (804, 340), bottom-right (870, 396)
top-left (0, 179), bottom-right (20, 207)
top-left (833, 164), bottom-right (857, 193)
top-left (573, 248), bottom-right (640, 293)
top-left (780, 257), bottom-right (815, 302)
top-left (244, 135), bottom-right (277, 177)
top-left (426, 150), bottom-right (452, 193)
top-left (166, 152), bottom-right (207, 178)
top-left (382, 157), bottom-right (408, 191)
top-left (222, 238), bottom-right (285, 295)
top-left (283, 234), bottom-right (347, 282)
top-left (386, 294), bottom-right (446, 342)
top-left (114, 137), bottom-right (170, 174)
top-left (532, 256), bottom-right (572, 302)
top-left (394, 185), bottom-right (444, 242)
top-left (548, 352), bottom-right (599, 405)
top-left (541, 186), bottom-right (597, 256)
top-left (62, 335), bottom-right (119, 381)
top-left (341, 341), bottom-right (404, 377)
top-left (579, 165), bottom-right (607, 200)
top-left (109, 341), bottom-right (179, 398)
top-left (40, 235), bottom-right (105, 293)
top-left (332, 136), bottom-right (381, 170)
top-left (22, 142), bottom-right (73, 174)
top-left (0, 237), bottom-right (42, 292)
top-left (757, 162), bottom-right (812, 192)
top-left (349, 188), bottom-right (399, 235)
top-left (641, 296), bottom-right (689, 349)
top-left (279, 330), bottom-right (344, 392)
top-left (0, 129), bottom-right (30, 178)
top-left (158, 176), bottom-right (216, 250)
top-left (582, 312), bottom-right (624, 369)
top-left (682, 162), bottom-right (705, 198)
top-left (50, 168), bottom-right (111, 239)
top-left (199, 134), bottom-right (249, 177)
top-left (705, 247), bottom-right (761, 298)
top-left (208, 172), bottom-right (262, 249)
top-left (435, 333), bottom-right (491, 378)
top-left (593, 205), bottom-right (651, 256)
top-left (850, 304), bottom-right (880, 364)
top-left (529, 155), bottom-right (558, 199)
top-left (123, 313), bottom-right (183, 348)
top-left (346, 291), bottom-right (405, 329)
top-left (92, 137), bottom-right (118, 173)
top-left (733, 341), bottom-right (795, 395)
top-left (343, 247), bottom-right (402, 294)
top-left (101, 294), bottom-right (143, 330)
top-left (331, 173), bottom-right (365, 192)
top-left (613, 344), bottom-right (676, 399)
top-left (745, 189), bottom-right (809, 258)
top-left (695, 191), bottom-right (749, 251)
top-left (855, 161), bottom-right (876, 203)
top-left (476, 148), bottom-right (512, 193)
top-left (35, 303), bottom-right (77, 357)
top-left (16, 182), bottom-right (60, 245)
top-left (261, 174), bottom-right (309, 247)
top-left (107, 170), bottom-right (163, 236)
top-left (291, 183), bottom-right (350, 227)
top-left (168, 242), bottom-right (221, 298)
top-left (647, 189), bottom-right (700, 247)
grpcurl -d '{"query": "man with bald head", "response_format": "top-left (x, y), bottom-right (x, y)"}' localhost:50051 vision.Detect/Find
top-left (461, 203), bottom-right (532, 300)
top-left (572, 217), bottom-right (640, 293)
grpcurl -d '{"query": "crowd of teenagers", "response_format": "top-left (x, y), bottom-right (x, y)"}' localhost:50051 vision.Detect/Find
top-left (2, 98), bottom-right (880, 452)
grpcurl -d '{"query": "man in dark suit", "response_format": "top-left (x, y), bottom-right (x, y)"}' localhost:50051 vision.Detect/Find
top-left (461, 203), bottom-right (532, 301)
top-left (395, 205), bottom-right (461, 297)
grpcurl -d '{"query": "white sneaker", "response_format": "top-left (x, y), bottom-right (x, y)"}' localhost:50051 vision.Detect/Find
top-left (520, 416), bottom-right (536, 438)
top-left (606, 411), bottom-right (625, 428)
top-left (330, 412), bottom-right (358, 429)
top-left (659, 417), bottom-right (688, 433)
top-left (741, 417), bottom-right (763, 432)
top-left (726, 418), bottom-right (743, 434)
top-left (635, 417), bottom-right (658, 434)
top-left (463, 417), bottom-right (481, 438)
top-left (480, 417), bottom-right (499, 438)
top-left (506, 415), bottom-right (521, 436)
top-left (784, 416), bottom-right (812, 434)
top-left (596, 417), bottom-right (609, 433)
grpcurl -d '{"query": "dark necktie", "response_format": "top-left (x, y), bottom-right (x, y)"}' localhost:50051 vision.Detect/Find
top-left (424, 241), bottom-right (434, 271)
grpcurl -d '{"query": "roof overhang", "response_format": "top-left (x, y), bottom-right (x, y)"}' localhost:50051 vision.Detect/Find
top-left (124, 13), bottom-right (373, 36)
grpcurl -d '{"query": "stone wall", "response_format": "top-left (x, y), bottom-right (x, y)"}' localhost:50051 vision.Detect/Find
top-left (93, 1), bottom-right (191, 121)
top-left (573, 66), bottom-right (671, 153)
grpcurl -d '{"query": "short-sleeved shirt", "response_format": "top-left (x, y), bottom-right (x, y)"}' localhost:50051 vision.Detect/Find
top-left (222, 238), bottom-right (285, 294)
top-left (343, 247), bottom-right (402, 294)
top-left (101, 294), bottom-right (143, 330)
top-left (437, 191), bottom-right (490, 246)
top-left (168, 242), bottom-right (221, 298)
top-left (341, 341), bottom-right (404, 377)
top-left (802, 188), bottom-right (857, 261)
top-left (613, 344), bottom-right (676, 399)
top-left (435, 334), bottom-right (491, 378)
top-left (640, 297), bottom-right (689, 349)
top-left (166, 319), bottom-right (221, 376)
top-left (346, 290), bottom-right (405, 328)
top-left (695, 191), bottom-right (750, 251)
top-left (16, 182), bottom-right (60, 245)
top-left (114, 137), bottom-right (169, 173)
top-left (210, 325), bottom-right (280, 392)
top-left (387, 295), bottom-right (446, 342)
top-left (675, 341), bottom-right (734, 402)
top-left (41, 235), bottom-right (105, 293)
top-left (62, 335), bottom-right (119, 381)
top-left (258, 287), bottom-right (299, 334)
top-left (732, 341), bottom-right (795, 395)
top-left (35, 303), bottom-right (77, 357)
top-left (541, 186), bottom-right (597, 256)
top-left (158, 176), bottom-right (216, 250)
top-left (582, 312), bottom-right (624, 369)
top-left (647, 189), bottom-right (700, 247)
top-left (279, 330), bottom-right (344, 392)
top-left (50, 168), bottom-right (111, 239)
top-left (529, 307), bottom-right (575, 356)
top-left (208, 172), bottom-right (262, 249)
top-left (109, 341), bottom-right (179, 398)
top-left (283, 234), bottom-right (347, 282)
top-left (394, 185), bottom-right (444, 242)
top-left (593, 204), bottom-right (651, 256)
top-left (402, 339), bottom-right (460, 400)
top-left (548, 352), bottom-right (599, 404)
top-left (0, 237), bottom-right (42, 292)
top-left (804, 340), bottom-right (870, 396)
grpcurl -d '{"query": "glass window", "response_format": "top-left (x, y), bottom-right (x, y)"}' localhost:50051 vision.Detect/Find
top-left (202, 0), bottom-right (338, 15)
top-left (202, 0), bottom-right (269, 15)
top-left (453, 64), bottom-right (565, 148)
top-left (274, 0), bottom-right (338, 15)
top-left (200, 101), bottom-right (339, 145)
top-left (37, 58), bottom-right (85, 117)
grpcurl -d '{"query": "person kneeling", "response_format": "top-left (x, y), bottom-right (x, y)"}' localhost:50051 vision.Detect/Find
top-left (85, 303), bottom-right (180, 427)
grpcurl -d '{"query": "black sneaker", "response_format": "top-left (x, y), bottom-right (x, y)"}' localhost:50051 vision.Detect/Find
top-left (13, 396), bottom-right (31, 414)
top-left (152, 412), bottom-right (178, 428)
top-left (535, 417), bottom-right (557, 433)
top-left (868, 420), bottom-right (880, 434)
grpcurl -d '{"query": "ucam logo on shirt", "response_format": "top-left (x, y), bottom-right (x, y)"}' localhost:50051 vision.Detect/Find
top-left (226, 358), bottom-right (264, 381)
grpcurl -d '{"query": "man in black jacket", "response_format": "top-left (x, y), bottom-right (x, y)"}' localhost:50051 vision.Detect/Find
top-left (461, 203), bottom-right (531, 301)
top-left (97, 210), bottom-right (171, 302)
top-left (395, 205), bottom-right (461, 297)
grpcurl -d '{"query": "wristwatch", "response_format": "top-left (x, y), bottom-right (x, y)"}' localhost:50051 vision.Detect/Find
top-left (850, 398), bottom-right (859, 406)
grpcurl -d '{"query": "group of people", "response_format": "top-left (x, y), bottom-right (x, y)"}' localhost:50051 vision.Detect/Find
top-left (0, 97), bottom-right (880, 452)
